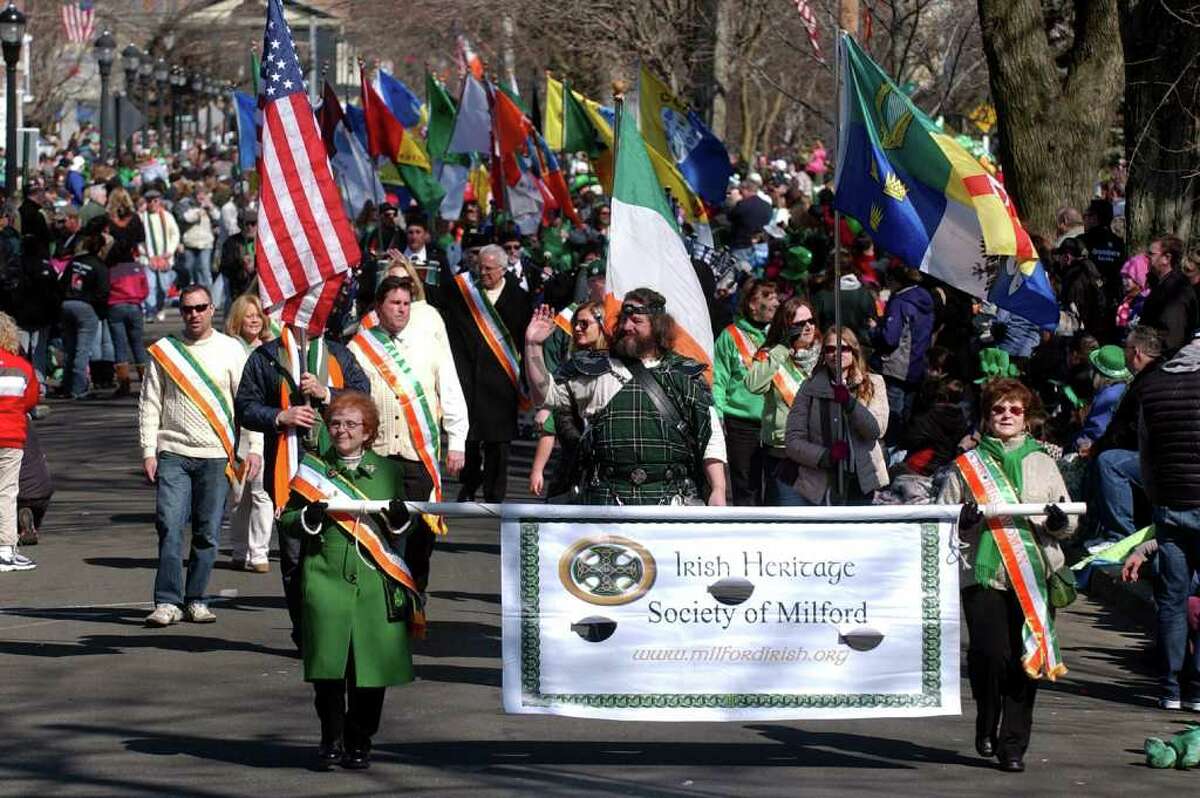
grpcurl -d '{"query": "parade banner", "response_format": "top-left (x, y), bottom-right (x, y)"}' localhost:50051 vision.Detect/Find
top-left (501, 515), bottom-right (961, 721)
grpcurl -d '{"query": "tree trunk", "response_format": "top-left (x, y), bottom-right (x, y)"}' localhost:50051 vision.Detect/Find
top-left (977, 0), bottom-right (1123, 238)
top-left (710, 0), bottom-right (736, 140)
top-left (1120, 1), bottom-right (1200, 248)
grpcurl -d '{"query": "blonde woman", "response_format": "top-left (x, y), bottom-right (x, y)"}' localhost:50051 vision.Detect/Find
top-left (0, 312), bottom-right (39, 571)
top-left (784, 327), bottom-right (889, 504)
top-left (224, 294), bottom-right (273, 572)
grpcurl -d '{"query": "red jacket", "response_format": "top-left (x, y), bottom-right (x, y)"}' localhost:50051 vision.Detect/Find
top-left (108, 261), bottom-right (150, 306)
top-left (0, 349), bottom-right (39, 448)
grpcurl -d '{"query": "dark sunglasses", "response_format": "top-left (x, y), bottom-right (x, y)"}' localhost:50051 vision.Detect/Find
top-left (180, 303), bottom-right (211, 315)
top-left (823, 344), bottom-right (857, 355)
top-left (793, 318), bottom-right (815, 327)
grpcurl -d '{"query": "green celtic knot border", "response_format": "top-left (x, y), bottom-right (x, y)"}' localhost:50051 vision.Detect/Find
top-left (518, 520), bottom-right (944, 710)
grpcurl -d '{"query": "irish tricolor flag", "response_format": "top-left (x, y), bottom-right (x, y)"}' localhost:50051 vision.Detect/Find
top-left (608, 108), bottom-right (714, 367)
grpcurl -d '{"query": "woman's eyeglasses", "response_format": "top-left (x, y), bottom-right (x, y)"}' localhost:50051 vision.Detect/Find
top-left (822, 344), bottom-right (857, 355)
top-left (990, 404), bottom-right (1025, 417)
top-left (328, 420), bottom-right (363, 431)
top-left (572, 318), bottom-right (596, 329)
top-left (793, 318), bottom-right (815, 328)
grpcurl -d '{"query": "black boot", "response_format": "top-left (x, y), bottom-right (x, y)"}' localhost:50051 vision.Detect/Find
top-left (316, 738), bottom-right (342, 771)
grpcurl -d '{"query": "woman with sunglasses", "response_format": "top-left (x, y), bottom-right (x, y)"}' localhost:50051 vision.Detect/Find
top-left (745, 297), bottom-right (822, 505)
top-left (783, 327), bottom-right (889, 505)
top-left (529, 302), bottom-right (607, 498)
top-left (937, 378), bottom-right (1073, 773)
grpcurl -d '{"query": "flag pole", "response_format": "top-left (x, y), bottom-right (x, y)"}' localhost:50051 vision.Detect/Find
top-left (832, 22), bottom-right (847, 506)
top-left (560, 75), bottom-right (569, 163)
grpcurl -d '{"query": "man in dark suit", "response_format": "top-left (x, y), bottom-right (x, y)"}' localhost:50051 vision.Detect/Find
top-left (438, 243), bottom-right (532, 502)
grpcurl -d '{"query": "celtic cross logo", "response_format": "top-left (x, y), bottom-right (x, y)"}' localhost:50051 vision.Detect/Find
top-left (558, 536), bottom-right (657, 605)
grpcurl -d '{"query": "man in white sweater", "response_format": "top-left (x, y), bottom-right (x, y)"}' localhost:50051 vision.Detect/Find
top-left (348, 275), bottom-right (468, 592)
top-left (138, 285), bottom-right (260, 626)
top-left (139, 189), bottom-right (183, 322)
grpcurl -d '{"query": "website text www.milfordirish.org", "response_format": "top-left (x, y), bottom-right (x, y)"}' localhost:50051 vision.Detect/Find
top-left (631, 646), bottom-right (850, 666)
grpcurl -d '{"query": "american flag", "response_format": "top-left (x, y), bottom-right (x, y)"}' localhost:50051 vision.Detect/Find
top-left (255, 0), bottom-right (359, 334)
top-left (62, 1), bottom-right (97, 45)
top-left (793, 0), bottom-right (823, 62)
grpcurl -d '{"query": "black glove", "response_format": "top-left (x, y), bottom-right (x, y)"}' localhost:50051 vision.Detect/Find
top-left (386, 498), bottom-right (411, 531)
top-left (1044, 500), bottom-right (1069, 533)
top-left (958, 501), bottom-right (985, 530)
top-left (301, 501), bottom-right (328, 529)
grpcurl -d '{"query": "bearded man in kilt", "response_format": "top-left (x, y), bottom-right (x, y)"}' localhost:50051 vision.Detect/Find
top-left (525, 287), bottom-right (727, 505)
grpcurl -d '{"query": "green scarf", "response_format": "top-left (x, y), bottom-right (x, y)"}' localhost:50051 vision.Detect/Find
top-left (791, 343), bottom-right (821, 377)
top-left (972, 434), bottom-right (1043, 587)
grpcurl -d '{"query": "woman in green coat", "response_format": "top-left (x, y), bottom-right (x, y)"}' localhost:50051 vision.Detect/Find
top-left (281, 390), bottom-right (417, 771)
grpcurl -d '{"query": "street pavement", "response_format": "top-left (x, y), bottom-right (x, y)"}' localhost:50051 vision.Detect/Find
top-left (0, 324), bottom-right (1193, 796)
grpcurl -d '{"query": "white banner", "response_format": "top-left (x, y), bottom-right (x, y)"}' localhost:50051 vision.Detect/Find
top-left (501, 516), bottom-right (961, 721)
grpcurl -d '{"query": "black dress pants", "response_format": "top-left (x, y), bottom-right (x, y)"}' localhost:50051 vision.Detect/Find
top-left (280, 526), bottom-right (304, 649)
top-left (312, 651), bottom-right (387, 751)
top-left (963, 585), bottom-right (1039, 759)
top-left (389, 455), bottom-right (436, 593)
top-left (724, 417), bottom-right (763, 506)
top-left (458, 440), bottom-right (509, 503)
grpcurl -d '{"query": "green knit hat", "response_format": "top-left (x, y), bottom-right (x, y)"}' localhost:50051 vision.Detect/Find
top-left (1089, 344), bottom-right (1132, 381)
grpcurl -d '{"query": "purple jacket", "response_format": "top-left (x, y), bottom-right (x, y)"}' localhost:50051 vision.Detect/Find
top-left (871, 284), bottom-right (934, 387)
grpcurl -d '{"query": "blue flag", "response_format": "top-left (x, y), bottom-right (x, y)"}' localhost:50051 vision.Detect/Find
top-left (343, 104), bottom-right (370, 154)
top-left (233, 91), bottom-right (259, 171)
top-left (376, 70), bottom-right (423, 129)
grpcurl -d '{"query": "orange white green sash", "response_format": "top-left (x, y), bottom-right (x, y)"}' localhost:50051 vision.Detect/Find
top-left (360, 309), bottom-right (379, 330)
top-left (725, 324), bottom-right (757, 368)
top-left (349, 327), bottom-right (448, 534)
top-left (553, 303), bottom-right (578, 335)
top-left (956, 449), bottom-right (1066, 681)
top-left (291, 452), bottom-right (425, 638)
top-left (771, 358), bottom-right (804, 407)
top-left (454, 272), bottom-right (529, 409)
top-left (148, 336), bottom-right (242, 482)
top-left (272, 328), bottom-right (344, 511)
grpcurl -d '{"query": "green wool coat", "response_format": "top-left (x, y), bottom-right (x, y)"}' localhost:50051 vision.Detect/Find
top-left (280, 449), bottom-right (414, 688)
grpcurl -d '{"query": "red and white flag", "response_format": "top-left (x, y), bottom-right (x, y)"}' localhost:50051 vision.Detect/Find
top-left (255, 0), bottom-right (359, 334)
top-left (62, 1), bottom-right (96, 45)
top-left (793, 0), bottom-right (823, 62)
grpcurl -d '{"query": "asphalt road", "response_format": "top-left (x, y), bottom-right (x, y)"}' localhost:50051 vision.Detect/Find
top-left (0, 326), bottom-right (1192, 796)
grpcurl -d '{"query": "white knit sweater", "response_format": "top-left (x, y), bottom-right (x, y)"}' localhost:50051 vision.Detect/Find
top-left (138, 331), bottom-right (260, 460)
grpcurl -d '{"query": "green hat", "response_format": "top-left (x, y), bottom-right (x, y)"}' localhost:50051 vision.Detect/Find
top-left (779, 245), bottom-right (813, 282)
top-left (975, 347), bottom-right (1020, 384)
top-left (1089, 344), bottom-right (1131, 381)
top-left (586, 257), bottom-right (606, 279)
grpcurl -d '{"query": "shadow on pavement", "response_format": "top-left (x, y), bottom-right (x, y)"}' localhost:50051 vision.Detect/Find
top-left (747, 725), bottom-right (990, 769)
top-left (413, 620), bottom-right (500, 658)
top-left (428, 590), bottom-right (501, 605)
top-left (414, 663), bottom-right (501, 687)
top-left (0, 633), bottom-right (295, 659)
top-left (437, 541), bottom-right (501, 556)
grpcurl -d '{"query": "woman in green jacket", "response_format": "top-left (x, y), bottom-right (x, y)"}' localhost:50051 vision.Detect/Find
top-left (282, 390), bottom-right (417, 771)
top-left (744, 297), bottom-right (822, 505)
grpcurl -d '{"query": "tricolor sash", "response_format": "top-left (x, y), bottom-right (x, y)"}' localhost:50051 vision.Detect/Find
top-left (360, 309), bottom-right (379, 331)
top-left (454, 272), bottom-right (529, 409)
top-left (291, 452), bottom-right (425, 638)
top-left (272, 328), bottom-right (345, 511)
top-left (553, 303), bottom-right (578, 335)
top-left (349, 327), bottom-right (448, 534)
top-left (725, 324), bottom-right (757, 368)
top-left (771, 358), bottom-right (804, 407)
top-left (148, 336), bottom-right (242, 482)
top-left (956, 449), bottom-right (1066, 681)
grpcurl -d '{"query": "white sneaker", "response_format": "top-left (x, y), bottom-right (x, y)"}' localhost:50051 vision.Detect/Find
top-left (1160, 697), bottom-right (1183, 710)
top-left (0, 546), bottom-right (36, 572)
top-left (1183, 699), bottom-right (1200, 712)
top-left (155, 310), bottom-right (166, 322)
top-left (185, 602), bottom-right (216, 623)
top-left (145, 603), bottom-right (184, 627)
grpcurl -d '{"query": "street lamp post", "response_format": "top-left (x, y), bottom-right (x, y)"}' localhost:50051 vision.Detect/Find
top-left (190, 72), bottom-right (203, 144)
top-left (170, 68), bottom-right (185, 153)
top-left (204, 78), bottom-right (216, 145)
top-left (121, 45), bottom-right (141, 158)
top-left (0, 2), bottom-right (27, 195)
top-left (154, 58), bottom-right (168, 151)
top-left (138, 58), bottom-right (152, 151)
top-left (94, 31), bottom-right (116, 162)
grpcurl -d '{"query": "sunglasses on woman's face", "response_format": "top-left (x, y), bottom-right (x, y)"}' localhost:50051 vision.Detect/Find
top-left (990, 403), bottom-right (1025, 417)
top-left (823, 344), bottom-right (857, 355)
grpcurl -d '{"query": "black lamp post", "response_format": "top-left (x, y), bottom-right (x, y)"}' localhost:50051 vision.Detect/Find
top-left (190, 72), bottom-right (203, 144)
top-left (170, 67), bottom-right (185, 152)
top-left (203, 77), bottom-right (217, 145)
top-left (120, 45), bottom-right (141, 158)
top-left (94, 30), bottom-right (116, 161)
top-left (138, 58), bottom-right (152, 150)
top-left (154, 58), bottom-right (168, 150)
top-left (0, 2), bottom-right (27, 195)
